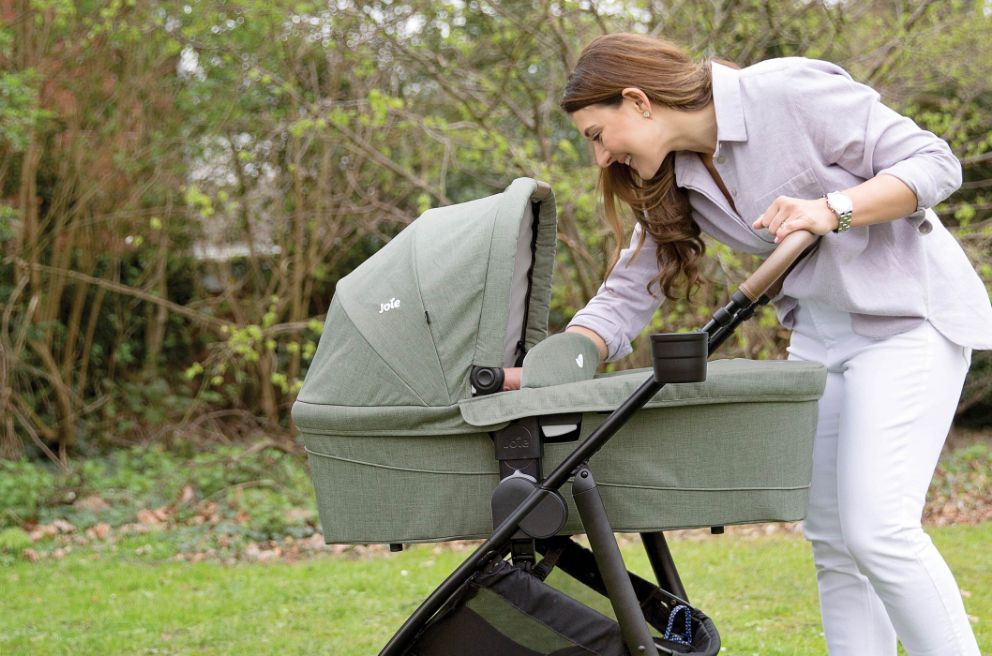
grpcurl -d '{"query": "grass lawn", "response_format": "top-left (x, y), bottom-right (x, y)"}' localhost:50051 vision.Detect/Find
top-left (2, 522), bottom-right (989, 655)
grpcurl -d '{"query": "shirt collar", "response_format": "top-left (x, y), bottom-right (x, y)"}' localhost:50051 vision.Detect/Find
top-left (711, 61), bottom-right (747, 147)
top-left (674, 62), bottom-right (747, 188)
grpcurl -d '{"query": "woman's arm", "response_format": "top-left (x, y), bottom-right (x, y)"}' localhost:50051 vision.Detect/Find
top-left (755, 59), bottom-right (961, 241)
top-left (755, 174), bottom-right (919, 241)
top-left (566, 223), bottom-right (665, 361)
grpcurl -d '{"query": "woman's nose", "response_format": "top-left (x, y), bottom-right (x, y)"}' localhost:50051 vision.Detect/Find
top-left (593, 142), bottom-right (612, 168)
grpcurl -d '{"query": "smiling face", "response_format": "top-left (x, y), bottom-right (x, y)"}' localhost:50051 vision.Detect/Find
top-left (570, 90), bottom-right (666, 179)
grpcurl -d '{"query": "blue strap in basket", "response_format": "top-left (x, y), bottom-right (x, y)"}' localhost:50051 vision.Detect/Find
top-left (663, 604), bottom-right (693, 646)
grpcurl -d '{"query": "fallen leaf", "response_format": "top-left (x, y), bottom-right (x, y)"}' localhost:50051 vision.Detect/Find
top-left (136, 509), bottom-right (162, 525)
top-left (86, 523), bottom-right (112, 541)
top-left (177, 485), bottom-right (196, 504)
top-left (50, 519), bottom-right (76, 534)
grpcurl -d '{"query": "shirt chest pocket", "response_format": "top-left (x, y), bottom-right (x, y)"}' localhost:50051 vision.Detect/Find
top-left (748, 168), bottom-right (824, 218)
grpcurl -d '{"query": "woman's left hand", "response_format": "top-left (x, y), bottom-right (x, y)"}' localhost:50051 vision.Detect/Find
top-left (752, 195), bottom-right (838, 243)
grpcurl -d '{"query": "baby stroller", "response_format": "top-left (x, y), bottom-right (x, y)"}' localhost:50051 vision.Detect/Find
top-left (293, 178), bottom-right (826, 655)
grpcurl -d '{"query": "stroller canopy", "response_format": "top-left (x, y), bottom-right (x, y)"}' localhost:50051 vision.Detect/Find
top-left (294, 177), bottom-right (557, 435)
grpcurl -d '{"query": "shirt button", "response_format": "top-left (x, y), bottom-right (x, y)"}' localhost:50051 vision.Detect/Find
top-left (716, 156), bottom-right (727, 165)
top-left (918, 220), bottom-right (932, 234)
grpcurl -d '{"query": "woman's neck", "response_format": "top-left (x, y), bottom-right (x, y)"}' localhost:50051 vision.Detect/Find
top-left (668, 102), bottom-right (718, 155)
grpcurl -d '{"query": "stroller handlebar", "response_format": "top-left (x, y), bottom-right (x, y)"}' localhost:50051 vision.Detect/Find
top-left (739, 229), bottom-right (818, 301)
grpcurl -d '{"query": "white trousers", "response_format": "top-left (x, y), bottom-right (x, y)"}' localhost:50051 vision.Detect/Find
top-left (788, 301), bottom-right (980, 656)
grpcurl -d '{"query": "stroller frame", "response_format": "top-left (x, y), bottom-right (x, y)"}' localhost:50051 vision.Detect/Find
top-left (380, 224), bottom-right (817, 656)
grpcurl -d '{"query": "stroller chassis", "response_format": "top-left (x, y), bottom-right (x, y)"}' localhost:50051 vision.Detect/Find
top-left (380, 222), bottom-right (817, 656)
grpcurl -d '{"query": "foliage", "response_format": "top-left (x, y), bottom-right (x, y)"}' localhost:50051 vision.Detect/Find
top-left (2, 0), bottom-right (991, 457)
top-left (0, 441), bottom-right (320, 562)
top-left (0, 459), bottom-right (56, 527)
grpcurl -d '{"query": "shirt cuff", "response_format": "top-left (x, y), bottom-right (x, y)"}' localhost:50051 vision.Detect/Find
top-left (566, 315), bottom-right (632, 362)
top-left (876, 158), bottom-right (960, 213)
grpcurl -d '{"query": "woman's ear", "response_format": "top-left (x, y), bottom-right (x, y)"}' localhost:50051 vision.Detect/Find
top-left (621, 87), bottom-right (652, 116)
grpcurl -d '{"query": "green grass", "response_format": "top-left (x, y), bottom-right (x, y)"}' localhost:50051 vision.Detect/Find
top-left (2, 523), bottom-right (989, 655)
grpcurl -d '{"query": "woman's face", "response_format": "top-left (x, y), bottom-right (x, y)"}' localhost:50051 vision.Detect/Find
top-left (570, 91), bottom-right (665, 179)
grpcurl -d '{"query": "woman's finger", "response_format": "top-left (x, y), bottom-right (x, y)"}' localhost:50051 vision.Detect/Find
top-left (767, 206), bottom-right (791, 236)
top-left (775, 215), bottom-right (808, 242)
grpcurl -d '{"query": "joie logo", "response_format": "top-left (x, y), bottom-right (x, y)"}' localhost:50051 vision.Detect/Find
top-left (378, 298), bottom-right (401, 314)
top-left (502, 438), bottom-right (530, 450)
top-left (575, 353), bottom-right (584, 368)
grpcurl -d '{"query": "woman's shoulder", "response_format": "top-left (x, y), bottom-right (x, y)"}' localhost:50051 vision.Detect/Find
top-left (733, 57), bottom-right (870, 104)
top-left (737, 56), bottom-right (850, 79)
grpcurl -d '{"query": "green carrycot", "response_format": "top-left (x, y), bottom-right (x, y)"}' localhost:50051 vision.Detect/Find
top-left (292, 177), bottom-right (826, 656)
top-left (293, 177), bottom-right (823, 544)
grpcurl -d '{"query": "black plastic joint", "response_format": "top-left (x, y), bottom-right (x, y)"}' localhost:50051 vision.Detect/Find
top-left (491, 419), bottom-right (543, 480)
top-left (712, 306), bottom-right (733, 326)
top-left (731, 289), bottom-right (750, 308)
top-left (493, 420), bottom-right (541, 461)
top-left (470, 366), bottom-right (504, 395)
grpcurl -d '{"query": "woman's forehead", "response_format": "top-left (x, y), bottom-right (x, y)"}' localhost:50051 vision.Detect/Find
top-left (571, 105), bottom-right (614, 134)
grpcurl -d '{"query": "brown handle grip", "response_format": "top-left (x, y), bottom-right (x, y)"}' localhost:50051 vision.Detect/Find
top-left (739, 230), bottom-right (819, 301)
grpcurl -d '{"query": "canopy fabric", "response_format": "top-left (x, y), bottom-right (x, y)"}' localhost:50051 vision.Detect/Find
top-left (294, 178), bottom-right (557, 434)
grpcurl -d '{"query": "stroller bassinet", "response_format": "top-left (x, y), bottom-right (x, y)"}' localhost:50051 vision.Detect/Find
top-left (293, 178), bottom-right (826, 655)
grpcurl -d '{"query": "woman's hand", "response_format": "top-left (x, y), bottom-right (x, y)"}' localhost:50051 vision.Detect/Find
top-left (752, 195), bottom-right (837, 243)
top-left (502, 367), bottom-right (522, 391)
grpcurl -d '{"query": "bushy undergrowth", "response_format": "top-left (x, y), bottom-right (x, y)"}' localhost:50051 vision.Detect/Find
top-left (0, 442), bottom-right (320, 565)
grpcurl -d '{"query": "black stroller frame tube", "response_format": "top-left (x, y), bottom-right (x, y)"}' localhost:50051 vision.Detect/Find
top-left (641, 531), bottom-right (688, 603)
top-left (379, 231), bottom-right (818, 656)
top-left (573, 466), bottom-right (660, 656)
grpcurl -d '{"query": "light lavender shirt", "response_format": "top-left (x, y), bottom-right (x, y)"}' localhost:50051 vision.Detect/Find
top-left (569, 57), bottom-right (992, 361)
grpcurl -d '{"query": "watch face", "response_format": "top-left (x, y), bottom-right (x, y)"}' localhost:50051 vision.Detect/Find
top-left (828, 192), bottom-right (853, 214)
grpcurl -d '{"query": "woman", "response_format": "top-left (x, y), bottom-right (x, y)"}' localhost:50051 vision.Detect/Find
top-left (507, 34), bottom-right (991, 655)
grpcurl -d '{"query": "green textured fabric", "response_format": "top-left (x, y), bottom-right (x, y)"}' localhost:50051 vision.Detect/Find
top-left (465, 588), bottom-right (575, 652)
top-left (462, 358), bottom-right (825, 427)
top-left (520, 332), bottom-right (601, 389)
top-left (293, 177), bottom-right (557, 433)
top-left (301, 359), bottom-right (826, 544)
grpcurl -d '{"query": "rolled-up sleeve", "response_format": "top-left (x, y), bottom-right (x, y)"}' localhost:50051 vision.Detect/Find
top-left (567, 223), bottom-right (664, 361)
top-left (786, 60), bottom-right (962, 211)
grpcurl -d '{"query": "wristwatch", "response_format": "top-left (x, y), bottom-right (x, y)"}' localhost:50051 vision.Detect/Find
top-left (825, 191), bottom-right (854, 233)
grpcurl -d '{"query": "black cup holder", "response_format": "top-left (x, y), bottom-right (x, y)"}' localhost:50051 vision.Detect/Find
top-left (650, 332), bottom-right (708, 384)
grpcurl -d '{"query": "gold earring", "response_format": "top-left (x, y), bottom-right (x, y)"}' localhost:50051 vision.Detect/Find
top-left (642, 111), bottom-right (651, 118)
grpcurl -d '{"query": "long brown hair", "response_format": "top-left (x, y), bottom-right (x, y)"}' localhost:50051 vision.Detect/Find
top-left (561, 33), bottom-right (717, 301)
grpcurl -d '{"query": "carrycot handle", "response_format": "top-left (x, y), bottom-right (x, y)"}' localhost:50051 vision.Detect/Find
top-left (739, 229), bottom-right (818, 302)
top-left (529, 180), bottom-right (553, 202)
